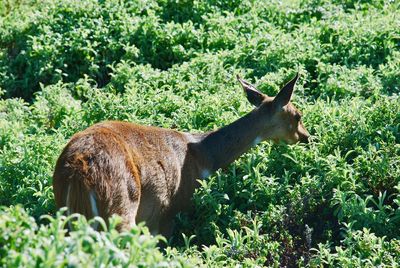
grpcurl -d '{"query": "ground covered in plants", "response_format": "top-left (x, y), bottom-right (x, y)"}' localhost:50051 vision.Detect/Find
top-left (0, 0), bottom-right (399, 266)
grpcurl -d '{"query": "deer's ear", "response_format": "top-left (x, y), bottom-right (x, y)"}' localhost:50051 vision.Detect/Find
top-left (274, 72), bottom-right (299, 107)
top-left (237, 75), bottom-right (265, 107)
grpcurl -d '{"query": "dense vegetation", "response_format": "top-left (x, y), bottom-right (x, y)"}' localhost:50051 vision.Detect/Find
top-left (1, 0), bottom-right (399, 266)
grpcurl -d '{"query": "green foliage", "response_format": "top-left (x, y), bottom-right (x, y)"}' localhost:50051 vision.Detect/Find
top-left (310, 224), bottom-right (400, 267)
top-left (0, 206), bottom-right (194, 267)
top-left (0, 0), bottom-right (399, 266)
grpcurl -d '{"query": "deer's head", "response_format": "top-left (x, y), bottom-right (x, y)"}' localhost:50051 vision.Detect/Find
top-left (237, 73), bottom-right (310, 144)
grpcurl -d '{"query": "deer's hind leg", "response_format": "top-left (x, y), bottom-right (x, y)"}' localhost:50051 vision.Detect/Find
top-left (92, 161), bottom-right (141, 231)
top-left (100, 156), bottom-right (142, 231)
top-left (85, 131), bottom-right (142, 232)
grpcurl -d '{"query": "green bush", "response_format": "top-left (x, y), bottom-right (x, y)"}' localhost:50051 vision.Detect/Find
top-left (0, 0), bottom-right (399, 266)
top-left (0, 206), bottom-right (194, 267)
top-left (310, 224), bottom-right (400, 267)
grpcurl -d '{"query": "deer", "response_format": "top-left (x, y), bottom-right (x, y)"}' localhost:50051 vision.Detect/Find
top-left (53, 73), bottom-right (310, 237)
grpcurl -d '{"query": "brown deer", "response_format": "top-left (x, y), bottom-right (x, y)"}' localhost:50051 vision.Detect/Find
top-left (53, 73), bottom-right (310, 237)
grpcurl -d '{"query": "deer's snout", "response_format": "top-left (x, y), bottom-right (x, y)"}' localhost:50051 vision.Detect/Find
top-left (297, 123), bottom-right (310, 144)
top-left (299, 127), bottom-right (310, 143)
top-left (300, 134), bottom-right (310, 144)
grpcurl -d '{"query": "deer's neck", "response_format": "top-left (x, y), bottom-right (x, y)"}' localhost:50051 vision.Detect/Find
top-left (196, 108), bottom-right (272, 174)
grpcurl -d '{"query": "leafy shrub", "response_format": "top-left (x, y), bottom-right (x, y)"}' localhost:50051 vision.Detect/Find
top-left (379, 51), bottom-right (400, 95)
top-left (0, 206), bottom-right (193, 267)
top-left (0, 0), bottom-right (144, 99)
top-left (316, 64), bottom-right (382, 98)
top-left (310, 224), bottom-right (400, 267)
top-left (0, 0), bottom-right (399, 266)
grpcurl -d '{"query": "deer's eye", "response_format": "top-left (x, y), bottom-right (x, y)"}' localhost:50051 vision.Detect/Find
top-left (295, 114), bottom-right (301, 121)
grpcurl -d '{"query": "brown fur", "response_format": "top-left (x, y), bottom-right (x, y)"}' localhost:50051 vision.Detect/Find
top-left (53, 74), bottom-right (310, 236)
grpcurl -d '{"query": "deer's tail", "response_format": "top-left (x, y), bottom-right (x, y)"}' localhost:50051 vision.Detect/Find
top-left (65, 175), bottom-right (100, 230)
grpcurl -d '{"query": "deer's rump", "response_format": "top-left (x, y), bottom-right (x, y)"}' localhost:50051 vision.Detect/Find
top-left (53, 126), bottom-right (141, 230)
